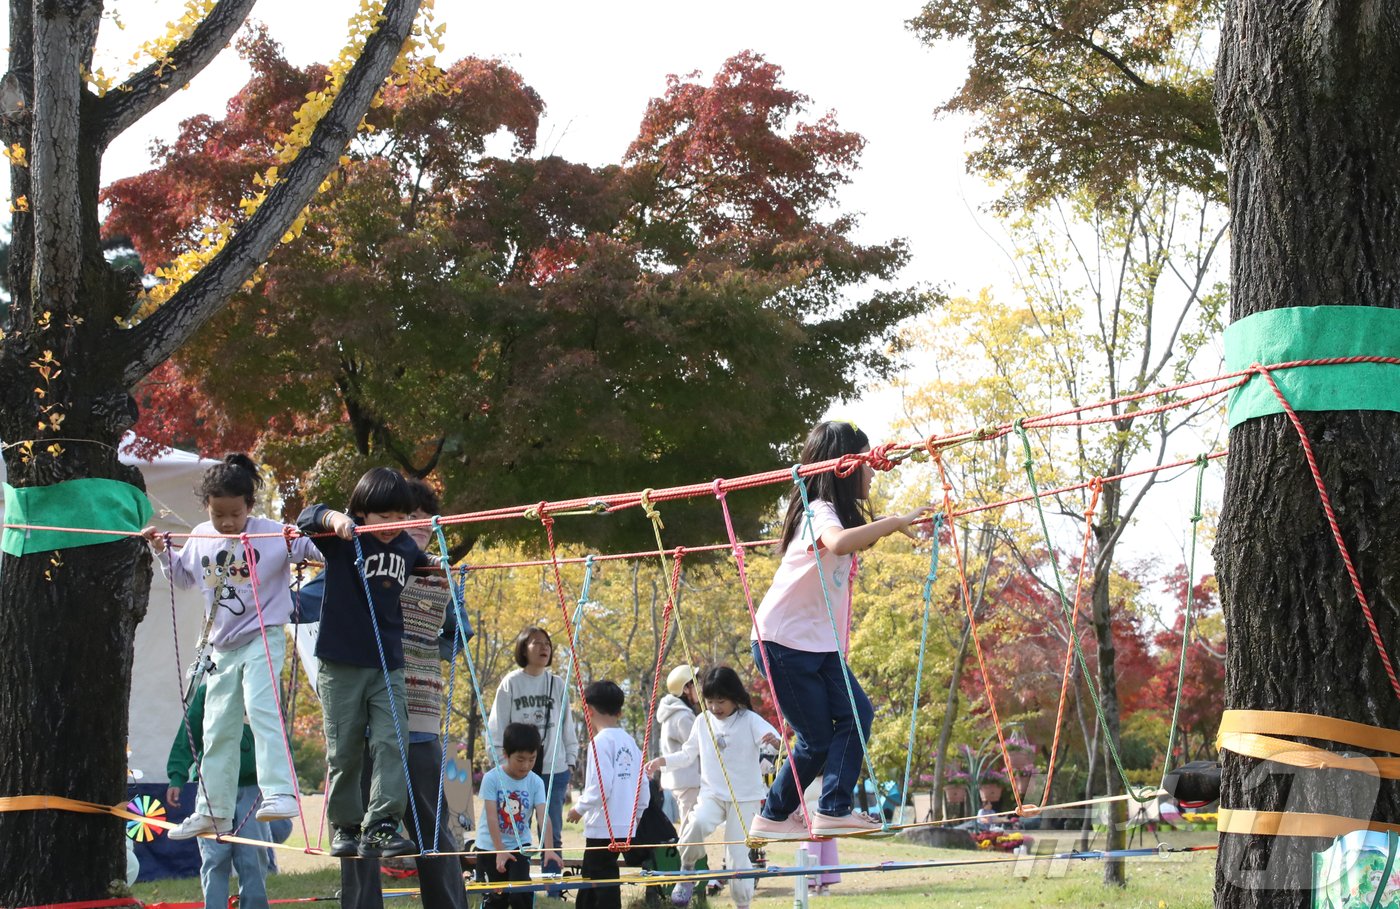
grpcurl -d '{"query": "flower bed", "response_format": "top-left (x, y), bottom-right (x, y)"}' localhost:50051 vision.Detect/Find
top-left (970, 830), bottom-right (1031, 852)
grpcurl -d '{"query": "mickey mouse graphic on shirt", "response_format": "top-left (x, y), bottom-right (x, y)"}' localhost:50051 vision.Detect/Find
top-left (199, 546), bottom-right (261, 616)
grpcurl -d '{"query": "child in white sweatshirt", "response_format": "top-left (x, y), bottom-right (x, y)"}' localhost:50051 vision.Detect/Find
top-left (645, 666), bottom-right (780, 909)
top-left (567, 680), bottom-right (649, 909)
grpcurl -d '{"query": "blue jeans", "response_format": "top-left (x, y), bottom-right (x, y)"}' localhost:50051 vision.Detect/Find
top-left (199, 785), bottom-right (269, 909)
top-left (752, 640), bottom-right (873, 820)
top-left (543, 769), bottom-right (570, 895)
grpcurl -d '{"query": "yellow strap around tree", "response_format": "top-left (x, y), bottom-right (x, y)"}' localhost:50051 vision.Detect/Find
top-left (1219, 710), bottom-right (1400, 754)
top-left (1218, 808), bottom-right (1400, 838)
top-left (1217, 732), bottom-right (1400, 778)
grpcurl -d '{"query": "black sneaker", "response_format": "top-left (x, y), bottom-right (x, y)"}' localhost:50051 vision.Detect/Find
top-left (358, 820), bottom-right (416, 858)
top-left (330, 825), bottom-right (361, 857)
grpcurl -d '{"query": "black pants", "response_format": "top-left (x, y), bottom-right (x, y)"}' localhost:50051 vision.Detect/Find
top-left (576, 837), bottom-right (621, 909)
top-left (476, 849), bottom-right (532, 909)
top-left (340, 739), bottom-right (469, 909)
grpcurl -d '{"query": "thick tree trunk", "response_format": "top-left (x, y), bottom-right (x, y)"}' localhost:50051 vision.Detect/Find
top-left (0, 0), bottom-right (423, 900)
top-left (1214, 3), bottom-right (1400, 908)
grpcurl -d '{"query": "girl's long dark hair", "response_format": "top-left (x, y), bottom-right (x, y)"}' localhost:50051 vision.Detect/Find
top-left (778, 421), bottom-right (870, 551)
top-left (700, 666), bottom-right (754, 712)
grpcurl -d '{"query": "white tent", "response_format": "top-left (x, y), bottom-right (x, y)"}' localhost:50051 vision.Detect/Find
top-left (0, 441), bottom-right (220, 779)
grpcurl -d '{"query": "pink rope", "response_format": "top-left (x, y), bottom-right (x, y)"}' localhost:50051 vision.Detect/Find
top-left (715, 480), bottom-right (814, 829)
top-left (239, 535), bottom-right (313, 846)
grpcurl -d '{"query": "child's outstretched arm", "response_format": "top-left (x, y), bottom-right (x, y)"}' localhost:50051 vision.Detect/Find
top-left (297, 504), bottom-right (356, 543)
top-left (821, 505), bottom-right (937, 555)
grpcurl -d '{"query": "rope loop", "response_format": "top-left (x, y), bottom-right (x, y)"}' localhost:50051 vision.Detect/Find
top-left (639, 488), bottom-right (663, 529)
top-left (833, 452), bottom-right (865, 478)
top-left (712, 477), bottom-right (727, 499)
top-left (281, 524), bottom-right (297, 549)
top-left (607, 841), bottom-right (630, 854)
top-left (867, 442), bottom-right (898, 472)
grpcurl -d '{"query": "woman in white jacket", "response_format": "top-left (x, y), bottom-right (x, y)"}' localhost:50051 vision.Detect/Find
top-left (646, 666), bottom-right (780, 909)
top-left (487, 626), bottom-right (578, 895)
top-left (657, 664), bottom-right (702, 825)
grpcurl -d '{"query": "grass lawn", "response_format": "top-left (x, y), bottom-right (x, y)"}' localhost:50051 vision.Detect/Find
top-left (132, 826), bottom-right (1218, 909)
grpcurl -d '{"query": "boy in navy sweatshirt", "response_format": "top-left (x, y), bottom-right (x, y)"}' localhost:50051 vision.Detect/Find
top-left (298, 467), bottom-right (438, 858)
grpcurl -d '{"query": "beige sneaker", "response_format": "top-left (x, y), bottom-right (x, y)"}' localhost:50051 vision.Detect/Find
top-left (748, 812), bottom-right (811, 842)
top-left (168, 813), bottom-right (231, 840)
top-left (810, 810), bottom-right (890, 837)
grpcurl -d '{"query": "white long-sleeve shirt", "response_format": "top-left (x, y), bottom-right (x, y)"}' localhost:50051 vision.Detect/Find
top-left (487, 668), bottom-right (579, 774)
top-left (574, 726), bottom-right (649, 838)
top-left (660, 708), bottom-right (778, 802)
top-left (656, 694), bottom-right (701, 791)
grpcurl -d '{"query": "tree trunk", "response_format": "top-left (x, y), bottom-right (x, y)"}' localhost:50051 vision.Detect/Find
top-left (1091, 512), bottom-right (1126, 887)
top-left (1214, 3), bottom-right (1400, 908)
top-left (0, 0), bottom-right (423, 899)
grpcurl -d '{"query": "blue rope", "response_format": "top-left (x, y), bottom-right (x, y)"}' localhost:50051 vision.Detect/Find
top-left (432, 522), bottom-right (496, 761)
top-left (428, 516), bottom-right (461, 855)
top-left (899, 513), bottom-right (944, 826)
top-left (350, 535), bottom-right (425, 845)
top-left (791, 465), bottom-right (886, 828)
top-left (537, 554), bottom-right (591, 854)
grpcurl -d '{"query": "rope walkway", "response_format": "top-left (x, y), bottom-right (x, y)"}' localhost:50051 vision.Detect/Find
top-left (4, 354), bottom-right (1390, 887)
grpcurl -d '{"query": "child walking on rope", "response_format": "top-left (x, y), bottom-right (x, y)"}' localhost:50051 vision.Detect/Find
top-left (747, 421), bottom-right (934, 840)
top-left (298, 467), bottom-right (441, 858)
top-left (143, 453), bottom-right (320, 839)
top-left (645, 666), bottom-right (780, 909)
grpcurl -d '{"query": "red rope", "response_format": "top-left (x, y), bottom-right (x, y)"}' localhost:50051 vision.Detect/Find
top-left (537, 510), bottom-right (623, 847)
top-left (1250, 363), bottom-right (1400, 703)
top-left (1032, 480), bottom-right (1101, 812)
top-left (932, 452), bottom-right (1022, 812)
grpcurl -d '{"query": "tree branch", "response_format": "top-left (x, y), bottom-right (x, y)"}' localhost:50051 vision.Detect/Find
top-left (92, 0), bottom-right (258, 149)
top-left (116, 0), bottom-right (424, 387)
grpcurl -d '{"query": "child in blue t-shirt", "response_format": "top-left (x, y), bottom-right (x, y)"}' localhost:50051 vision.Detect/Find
top-left (477, 723), bottom-right (561, 908)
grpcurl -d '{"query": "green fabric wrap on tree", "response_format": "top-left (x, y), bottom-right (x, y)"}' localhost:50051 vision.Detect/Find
top-left (1224, 305), bottom-right (1400, 428)
top-left (2, 479), bottom-right (152, 556)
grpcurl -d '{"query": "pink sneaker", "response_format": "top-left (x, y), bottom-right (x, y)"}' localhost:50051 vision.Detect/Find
top-left (748, 813), bottom-right (810, 842)
top-left (811, 810), bottom-right (891, 837)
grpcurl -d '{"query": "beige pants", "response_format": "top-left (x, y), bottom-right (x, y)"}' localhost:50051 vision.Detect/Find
top-left (677, 794), bottom-right (761, 907)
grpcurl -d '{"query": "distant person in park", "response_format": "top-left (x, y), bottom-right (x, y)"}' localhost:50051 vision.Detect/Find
top-left (143, 452), bottom-right (320, 839)
top-left (568, 680), bottom-right (650, 909)
top-left (299, 467), bottom-right (442, 858)
top-left (645, 666), bottom-right (780, 909)
top-left (748, 421), bottom-right (935, 840)
top-left (165, 681), bottom-right (273, 909)
top-left (656, 664), bottom-right (701, 824)
top-left (476, 722), bottom-right (561, 909)
top-left (488, 625), bottom-right (578, 893)
top-left (340, 477), bottom-right (469, 909)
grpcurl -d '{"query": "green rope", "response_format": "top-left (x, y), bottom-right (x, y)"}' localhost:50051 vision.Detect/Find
top-left (1012, 421), bottom-right (1154, 803)
top-left (899, 515), bottom-right (944, 826)
top-left (792, 466), bottom-right (887, 827)
top-left (1159, 456), bottom-right (1209, 785)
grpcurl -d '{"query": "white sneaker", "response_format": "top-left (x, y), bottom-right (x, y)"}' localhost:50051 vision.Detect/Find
top-left (254, 792), bottom-right (300, 821)
top-left (168, 813), bottom-right (231, 840)
top-left (810, 810), bottom-right (890, 837)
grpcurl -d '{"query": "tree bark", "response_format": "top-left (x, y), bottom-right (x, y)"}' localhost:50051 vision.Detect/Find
top-left (1091, 497), bottom-right (1126, 887)
top-left (0, 1), bottom-right (424, 901)
top-left (1214, 2), bottom-right (1400, 907)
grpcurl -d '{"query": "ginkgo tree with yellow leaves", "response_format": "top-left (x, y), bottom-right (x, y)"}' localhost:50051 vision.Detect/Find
top-left (0, 1), bottom-right (434, 901)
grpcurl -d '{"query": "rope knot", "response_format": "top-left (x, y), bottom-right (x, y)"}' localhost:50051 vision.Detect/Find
top-left (429, 514), bottom-right (443, 532)
top-left (281, 524), bottom-right (297, 547)
top-left (607, 841), bottom-right (630, 854)
top-left (639, 488), bottom-right (663, 529)
top-left (867, 443), bottom-right (898, 472)
top-left (524, 502), bottom-right (549, 523)
top-left (712, 477), bottom-right (727, 499)
top-left (833, 453), bottom-right (864, 478)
